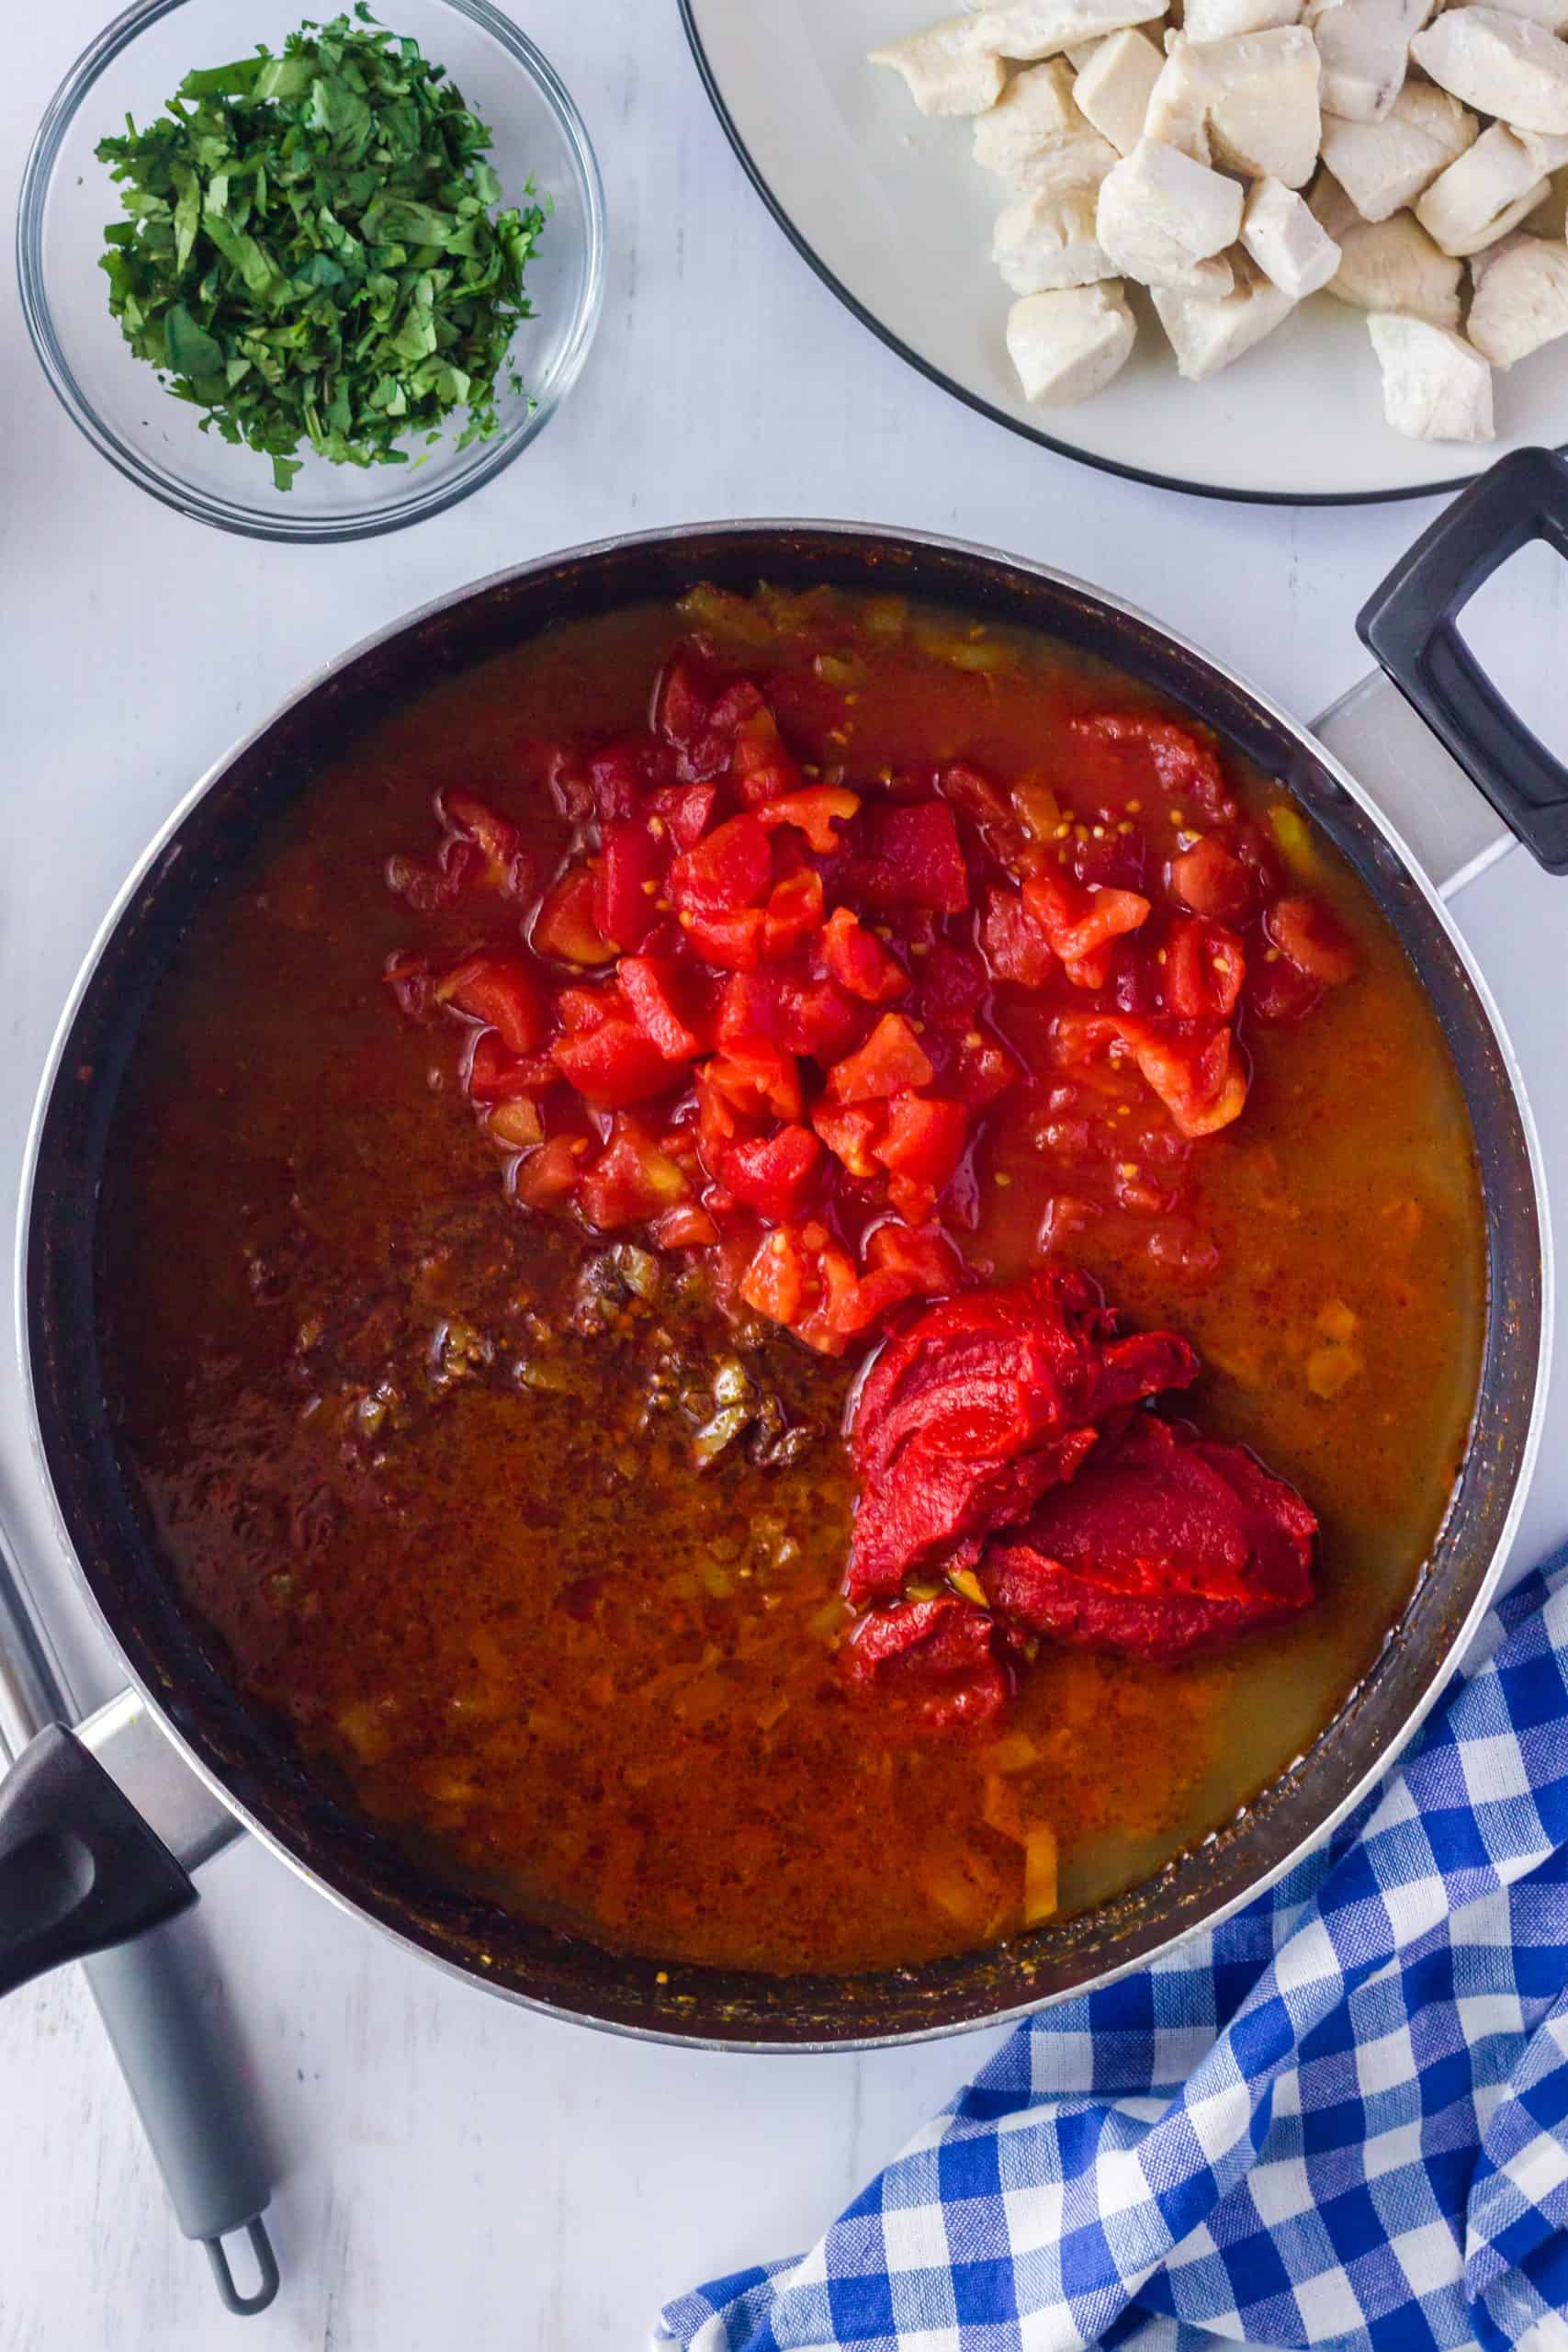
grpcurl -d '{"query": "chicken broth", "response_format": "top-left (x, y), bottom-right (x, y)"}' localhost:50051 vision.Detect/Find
top-left (96, 585), bottom-right (1485, 1973)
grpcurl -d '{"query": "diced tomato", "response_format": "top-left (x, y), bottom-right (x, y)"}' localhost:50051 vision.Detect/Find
top-left (739, 1225), bottom-right (808, 1326)
top-left (577, 1116), bottom-right (691, 1229)
top-left (682, 906), bottom-right (765, 971)
top-left (556, 985), bottom-right (613, 1035)
top-left (820, 905), bottom-right (908, 1004)
top-left (875, 1094), bottom-right (969, 1191)
top-left (780, 975), bottom-right (863, 1061)
top-left (860, 802), bottom-right (969, 914)
top-left (1109, 936), bottom-right (1162, 1017)
top-left (864, 1221), bottom-right (965, 1296)
top-left (1163, 919), bottom-right (1246, 1020)
top-left (941, 760), bottom-right (1015, 839)
top-left (756, 786), bottom-right (861, 854)
top-left (980, 888), bottom-right (1055, 989)
top-left (826, 1012), bottom-right (935, 1102)
top-left (1248, 951), bottom-right (1323, 1026)
top-left (1170, 835), bottom-right (1254, 922)
top-left (1266, 895), bottom-right (1356, 987)
top-left (716, 970), bottom-right (786, 1046)
top-left (694, 1071), bottom-right (748, 1174)
top-left (551, 1013), bottom-right (673, 1109)
top-left (729, 707), bottom-right (801, 808)
top-left (513, 1135), bottom-right (584, 1210)
top-left (827, 1268), bottom-right (911, 1336)
top-left (885, 1172), bottom-right (933, 1225)
top-left (721, 1125), bottom-right (824, 1219)
top-left (592, 819), bottom-right (665, 953)
top-left (441, 792), bottom-right (524, 895)
top-left (670, 814), bottom-right (773, 922)
top-left (950, 1034), bottom-right (1022, 1110)
top-left (654, 657), bottom-right (711, 749)
top-left (834, 1221), bottom-right (966, 1336)
top-left (739, 1218), bottom-right (857, 1354)
top-left (1054, 1011), bottom-right (1247, 1139)
top-left (705, 1038), bottom-right (803, 1122)
top-left (915, 941), bottom-right (987, 1032)
top-left (797, 1239), bottom-right (862, 1355)
top-left (584, 741), bottom-right (650, 823)
top-left (648, 783), bottom-right (717, 851)
top-left (649, 1202), bottom-right (717, 1250)
top-left (434, 955), bottom-right (549, 1056)
top-left (1066, 830), bottom-right (1147, 897)
top-left (467, 1034), bottom-right (558, 1103)
top-left (1071, 712), bottom-right (1228, 815)
top-left (813, 1100), bottom-right (887, 1178)
top-left (533, 866), bottom-right (615, 967)
top-left (761, 869), bottom-right (825, 959)
top-left (488, 1098), bottom-right (545, 1150)
top-left (1022, 865), bottom-right (1150, 973)
top-left (638, 1204), bottom-right (711, 1259)
top-left (619, 955), bottom-right (712, 1061)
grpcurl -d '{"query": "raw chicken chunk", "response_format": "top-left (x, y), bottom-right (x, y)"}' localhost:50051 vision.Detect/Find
top-left (1096, 135), bottom-right (1247, 279)
top-left (1152, 247), bottom-right (1299, 371)
top-left (869, 19), bottom-right (1008, 114)
top-left (1006, 281), bottom-right (1139, 397)
top-left (1410, 7), bottom-right (1568, 136)
top-left (974, 59), bottom-right (1120, 190)
top-left (1415, 123), bottom-right (1549, 252)
top-left (1484, 0), bottom-right (1568, 27)
top-left (1325, 204), bottom-right (1466, 322)
top-left (1303, 0), bottom-right (1435, 123)
top-left (1146, 27), bottom-right (1323, 185)
top-left (1367, 311), bottom-right (1495, 435)
top-left (994, 186), bottom-right (1115, 286)
top-left (965, 0), bottom-right (1169, 60)
top-left (1074, 28), bottom-right (1167, 151)
top-left (1318, 85), bottom-right (1477, 220)
top-left (1241, 175), bottom-right (1344, 289)
top-left (1467, 228), bottom-right (1568, 358)
top-left (1184, 0), bottom-right (1303, 39)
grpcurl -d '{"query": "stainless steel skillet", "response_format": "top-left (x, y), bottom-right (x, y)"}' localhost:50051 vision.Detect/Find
top-left (1, 449), bottom-right (1562, 2050)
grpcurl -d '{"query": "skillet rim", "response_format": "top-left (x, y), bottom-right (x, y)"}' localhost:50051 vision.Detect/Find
top-left (15, 518), bottom-right (1552, 2050)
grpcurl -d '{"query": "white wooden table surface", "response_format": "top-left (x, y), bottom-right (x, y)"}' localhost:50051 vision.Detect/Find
top-left (3, 6), bottom-right (1568, 2347)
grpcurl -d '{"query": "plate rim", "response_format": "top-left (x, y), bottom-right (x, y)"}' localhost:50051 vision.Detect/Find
top-left (677, 0), bottom-right (1568, 510)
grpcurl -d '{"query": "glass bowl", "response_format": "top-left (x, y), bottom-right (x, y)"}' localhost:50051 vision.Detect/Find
top-left (17, 0), bottom-right (605, 541)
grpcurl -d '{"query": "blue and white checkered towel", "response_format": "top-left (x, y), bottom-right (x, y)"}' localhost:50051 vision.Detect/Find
top-left (659, 1550), bottom-right (1568, 2352)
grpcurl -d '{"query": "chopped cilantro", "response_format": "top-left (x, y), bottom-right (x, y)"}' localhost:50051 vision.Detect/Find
top-left (95, 7), bottom-right (545, 491)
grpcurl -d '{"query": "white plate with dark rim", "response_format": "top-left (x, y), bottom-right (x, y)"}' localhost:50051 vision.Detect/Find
top-left (679, 0), bottom-right (1568, 506)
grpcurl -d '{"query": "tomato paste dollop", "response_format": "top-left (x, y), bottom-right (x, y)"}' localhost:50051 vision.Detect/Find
top-left (844, 1269), bottom-right (1317, 1730)
top-left (846, 1265), bottom-right (1198, 1603)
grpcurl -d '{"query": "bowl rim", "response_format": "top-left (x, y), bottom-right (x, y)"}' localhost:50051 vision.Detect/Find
top-left (16, 0), bottom-right (607, 543)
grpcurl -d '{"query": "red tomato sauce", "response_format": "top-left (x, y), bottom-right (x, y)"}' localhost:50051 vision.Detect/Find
top-left (96, 585), bottom-right (1485, 1973)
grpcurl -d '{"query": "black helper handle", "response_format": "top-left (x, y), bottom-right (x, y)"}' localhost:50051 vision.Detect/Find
top-left (0, 1723), bottom-right (195, 1997)
top-left (1358, 447), bottom-right (1568, 876)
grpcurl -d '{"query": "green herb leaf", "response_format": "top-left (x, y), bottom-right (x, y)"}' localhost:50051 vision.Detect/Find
top-left (95, 12), bottom-right (544, 492)
top-left (164, 301), bottom-right (223, 378)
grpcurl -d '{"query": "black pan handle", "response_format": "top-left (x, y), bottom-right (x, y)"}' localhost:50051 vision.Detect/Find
top-left (0, 1723), bottom-right (195, 1997)
top-left (1357, 446), bottom-right (1568, 876)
